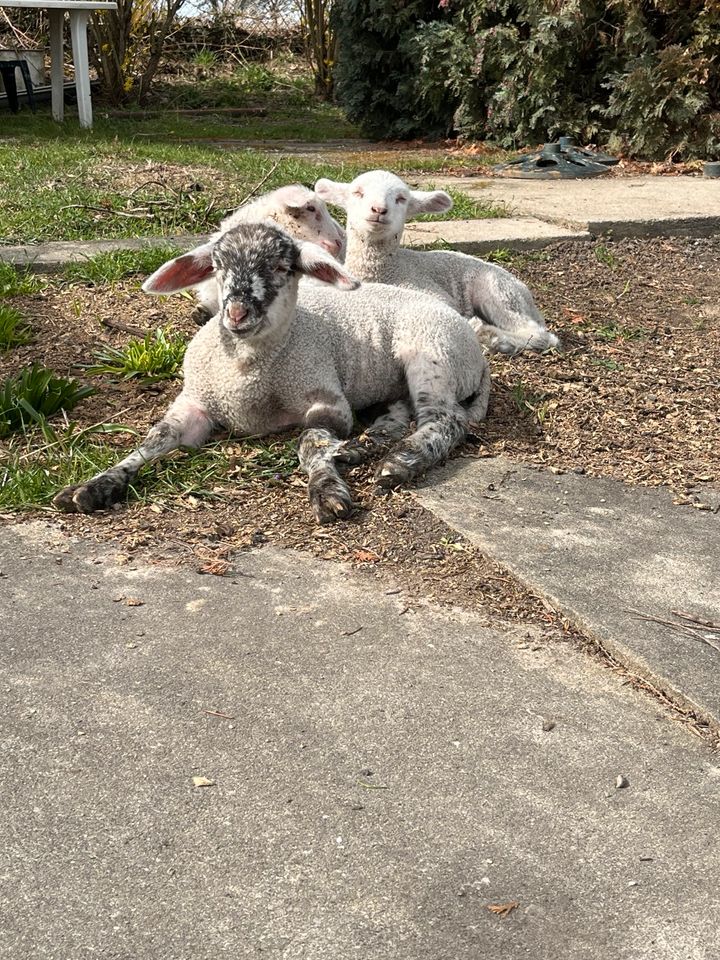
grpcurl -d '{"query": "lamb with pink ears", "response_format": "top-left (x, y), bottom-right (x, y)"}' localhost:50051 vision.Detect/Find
top-left (192, 183), bottom-right (346, 323)
top-left (315, 170), bottom-right (559, 355)
top-left (53, 222), bottom-right (490, 524)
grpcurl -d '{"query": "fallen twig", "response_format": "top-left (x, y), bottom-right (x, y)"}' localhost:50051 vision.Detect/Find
top-left (234, 160), bottom-right (281, 209)
top-left (127, 180), bottom-right (181, 198)
top-left (671, 610), bottom-right (718, 630)
top-left (101, 317), bottom-right (150, 337)
top-left (57, 204), bottom-right (153, 220)
top-left (626, 608), bottom-right (720, 654)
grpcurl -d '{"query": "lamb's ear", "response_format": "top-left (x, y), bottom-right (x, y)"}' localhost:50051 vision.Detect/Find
top-left (314, 178), bottom-right (350, 208)
top-left (142, 244), bottom-right (215, 295)
top-left (407, 189), bottom-right (453, 218)
top-left (298, 242), bottom-right (360, 290)
top-left (273, 183), bottom-right (314, 212)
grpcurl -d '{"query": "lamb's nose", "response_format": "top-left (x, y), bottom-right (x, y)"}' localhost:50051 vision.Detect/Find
top-left (227, 303), bottom-right (248, 323)
top-left (371, 205), bottom-right (388, 216)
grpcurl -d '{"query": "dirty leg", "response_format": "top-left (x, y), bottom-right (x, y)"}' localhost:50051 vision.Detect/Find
top-left (53, 396), bottom-right (214, 513)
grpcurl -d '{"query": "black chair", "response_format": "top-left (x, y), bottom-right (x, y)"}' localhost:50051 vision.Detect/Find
top-left (0, 59), bottom-right (37, 114)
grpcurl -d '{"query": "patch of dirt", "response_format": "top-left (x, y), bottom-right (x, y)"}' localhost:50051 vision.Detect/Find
top-left (87, 160), bottom-right (228, 196)
top-left (487, 236), bottom-right (719, 500)
top-left (2, 236), bottom-right (718, 633)
top-left (2, 283), bottom-right (197, 442)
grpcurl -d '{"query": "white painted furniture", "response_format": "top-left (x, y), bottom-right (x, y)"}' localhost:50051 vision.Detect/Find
top-left (0, 0), bottom-right (117, 128)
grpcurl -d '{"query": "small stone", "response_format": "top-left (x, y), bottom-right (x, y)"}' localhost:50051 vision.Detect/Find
top-left (616, 775), bottom-right (629, 789)
top-left (192, 776), bottom-right (215, 788)
top-left (542, 720), bottom-right (556, 732)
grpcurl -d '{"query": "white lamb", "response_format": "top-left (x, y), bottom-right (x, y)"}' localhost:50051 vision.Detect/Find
top-left (192, 183), bottom-right (346, 323)
top-left (53, 223), bottom-right (490, 525)
top-left (315, 169), bottom-right (559, 355)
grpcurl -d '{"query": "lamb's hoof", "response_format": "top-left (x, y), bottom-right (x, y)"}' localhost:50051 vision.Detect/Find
top-left (191, 305), bottom-right (212, 326)
top-left (309, 475), bottom-right (354, 524)
top-left (375, 451), bottom-right (418, 489)
top-left (331, 438), bottom-right (369, 466)
top-left (53, 477), bottom-right (127, 514)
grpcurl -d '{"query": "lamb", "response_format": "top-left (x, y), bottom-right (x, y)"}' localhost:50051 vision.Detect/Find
top-left (53, 223), bottom-right (490, 525)
top-left (192, 184), bottom-right (346, 323)
top-left (315, 169), bottom-right (559, 355)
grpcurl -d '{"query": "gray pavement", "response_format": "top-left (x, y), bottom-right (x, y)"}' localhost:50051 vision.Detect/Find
top-left (450, 174), bottom-right (720, 238)
top-left (0, 218), bottom-right (586, 271)
top-left (2, 520), bottom-right (720, 960)
top-left (0, 235), bottom-right (200, 272)
top-left (415, 457), bottom-right (720, 731)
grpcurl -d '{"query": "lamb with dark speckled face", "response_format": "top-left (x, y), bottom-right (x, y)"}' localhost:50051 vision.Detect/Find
top-left (53, 222), bottom-right (491, 526)
top-left (210, 224), bottom-right (300, 335)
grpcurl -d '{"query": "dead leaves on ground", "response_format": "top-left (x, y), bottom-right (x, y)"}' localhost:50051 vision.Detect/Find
top-left (487, 901), bottom-right (520, 918)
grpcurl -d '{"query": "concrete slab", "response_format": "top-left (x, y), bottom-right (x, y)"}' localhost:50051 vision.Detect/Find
top-left (403, 216), bottom-right (589, 253)
top-left (448, 175), bottom-right (720, 238)
top-left (2, 521), bottom-right (720, 959)
top-left (414, 458), bottom-right (720, 730)
top-left (0, 235), bottom-right (200, 272)
top-left (1, 218), bottom-right (585, 273)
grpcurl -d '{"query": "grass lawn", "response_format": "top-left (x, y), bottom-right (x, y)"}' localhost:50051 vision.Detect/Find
top-left (0, 61), bottom-right (508, 245)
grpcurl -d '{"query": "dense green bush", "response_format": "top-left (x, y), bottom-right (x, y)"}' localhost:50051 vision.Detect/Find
top-left (333, 0), bottom-right (720, 158)
top-left (332, 0), bottom-right (456, 138)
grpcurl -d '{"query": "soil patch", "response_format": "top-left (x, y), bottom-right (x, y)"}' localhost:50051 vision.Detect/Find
top-left (489, 235), bottom-right (719, 500)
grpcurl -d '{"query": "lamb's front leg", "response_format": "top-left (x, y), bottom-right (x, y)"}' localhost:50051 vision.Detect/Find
top-left (376, 359), bottom-right (468, 488)
top-left (53, 395), bottom-right (214, 513)
top-left (297, 391), bottom-right (355, 524)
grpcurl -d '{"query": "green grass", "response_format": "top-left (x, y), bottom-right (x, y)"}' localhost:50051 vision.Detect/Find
top-left (0, 364), bottom-right (94, 438)
top-left (192, 49), bottom-right (220, 71)
top-left (0, 130), bottom-right (500, 243)
top-left (416, 185), bottom-right (506, 221)
top-left (594, 244), bottom-right (619, 270)
top-left (0, 421), bottom-right (131, 509)
top-left (510, 380), bottom-right (552, 424)
top-left (0, 261), bottom-right (47, 297)
top-left (589, 357), bottom-right (624, 371)
top-left (0, 55), bottom-right (503, 245)
top-left (0, 424), bottom-right (298, 510)
top-left (0, 305), bottom-right (32, 349)
top-left (63, 246), bottom-right (184, 285)
top-left (0, 132), bottom-right (352, 243)
top-left (590, 320), bottom-right (646, 342)
top-left (86, 327), bottom-right (187, 382)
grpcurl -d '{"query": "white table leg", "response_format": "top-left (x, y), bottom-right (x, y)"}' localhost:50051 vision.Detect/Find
top-left (69, 9), bottom-right (93, 128)
top-left (48, 9), bottom-right (64, 122)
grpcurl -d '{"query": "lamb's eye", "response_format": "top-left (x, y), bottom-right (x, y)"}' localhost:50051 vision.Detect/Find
top-left (396, 196), bottom-right (407, 204)
top-left (275, 262), bottom-right (289, 274)
top-left (306, 204), bottom-right (316, 213)
top-left (353, 189), bottom-right (364, 198)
